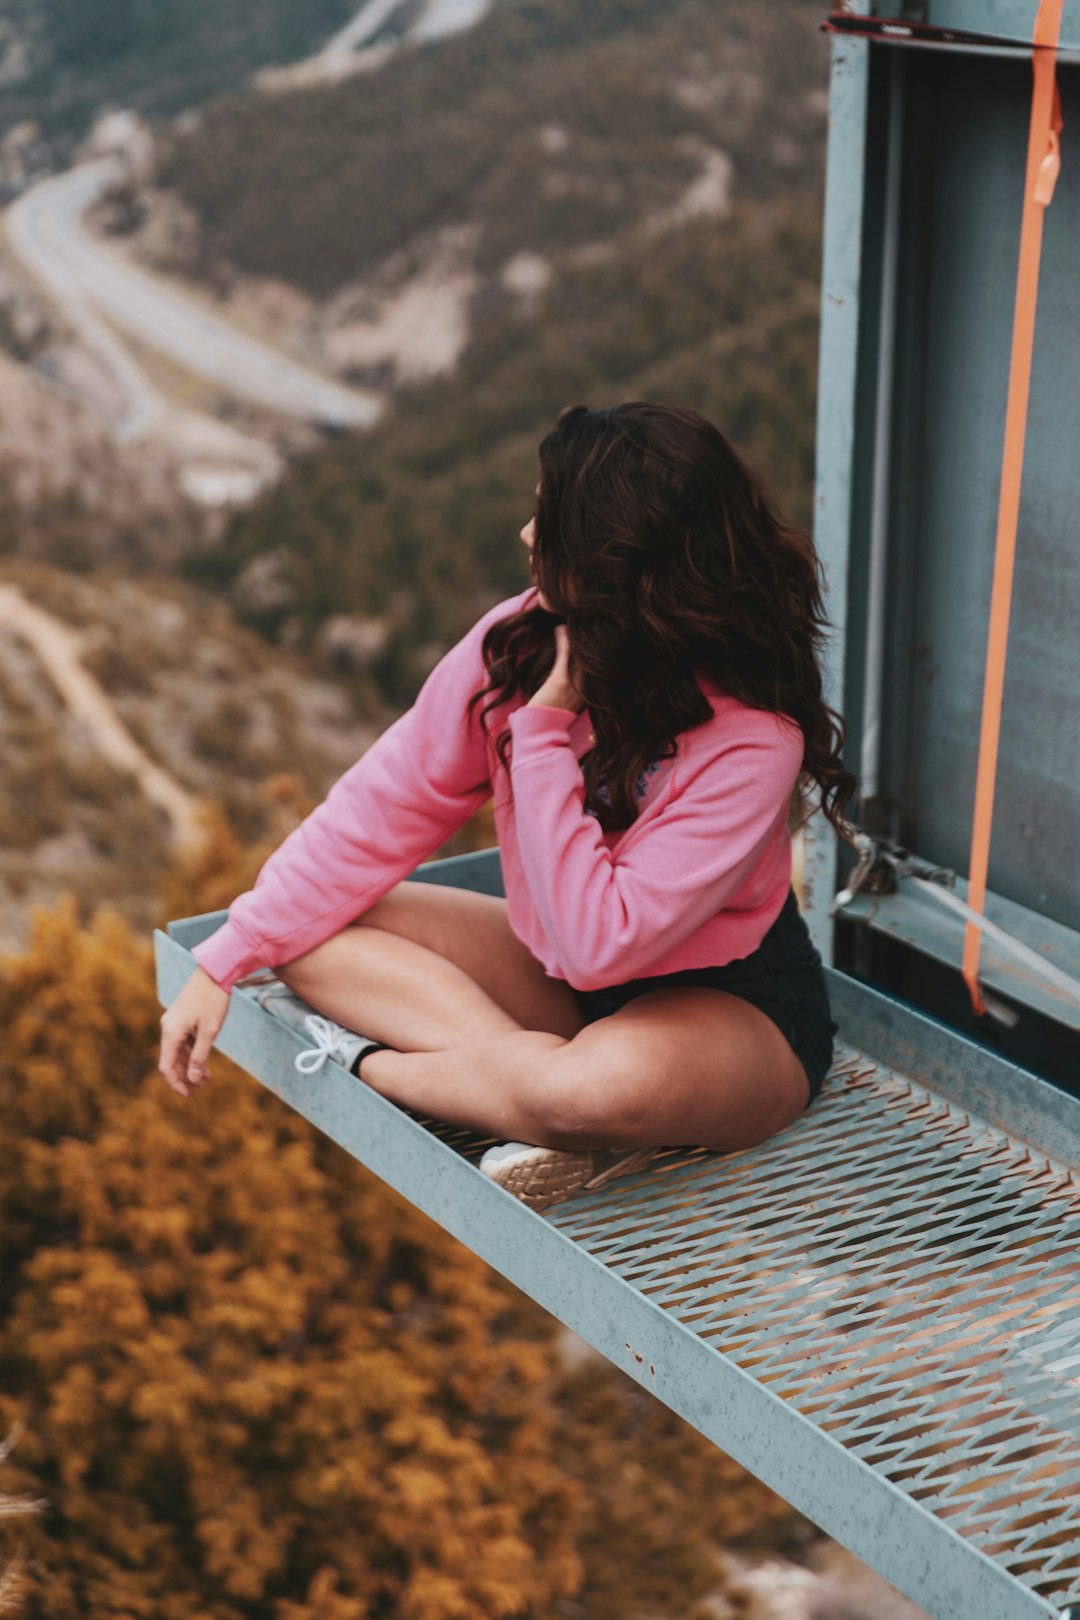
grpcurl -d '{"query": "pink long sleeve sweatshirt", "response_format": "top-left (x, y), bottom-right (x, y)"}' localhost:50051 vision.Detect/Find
top-left (191, 584), bottom-right (806, 996)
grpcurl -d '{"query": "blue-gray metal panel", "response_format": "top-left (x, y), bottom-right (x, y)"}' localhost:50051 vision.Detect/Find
top-left (878, 51), bottom-right (1080, 932)
top-left (805, 4), bottom-right (871, 963)
top-left (155, 919), bottom-right (1080, 1620)
top-left (402, 845), bottom-right (504, 896)
top-left (919, 0), bottom-right (1080, 51)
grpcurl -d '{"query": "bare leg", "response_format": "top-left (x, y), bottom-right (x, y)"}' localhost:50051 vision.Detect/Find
top-left (278, 923), bottom-right (529, 1049)
top-left (278, 879), bottom-right (587, 1046)
top-left (359, 985), bottom-right (813, 1155)
top-left (275, 894), bottom-right (586, 1146)
top-left (275, 891), bottom-right (812, 1155)
top-left (358, 1030), bottom-right (586, 1147)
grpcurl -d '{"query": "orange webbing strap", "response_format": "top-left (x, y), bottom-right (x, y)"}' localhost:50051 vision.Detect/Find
top-left (961, 0), bottom-right (1065, 1019)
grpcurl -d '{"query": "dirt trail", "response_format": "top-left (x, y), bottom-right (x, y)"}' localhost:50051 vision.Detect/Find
top-left (0, 582), bottom-right (209, 854)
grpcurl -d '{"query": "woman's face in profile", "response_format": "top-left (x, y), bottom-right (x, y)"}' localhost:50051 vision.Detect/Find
top-left (520, 481), bottom-right (555, 611)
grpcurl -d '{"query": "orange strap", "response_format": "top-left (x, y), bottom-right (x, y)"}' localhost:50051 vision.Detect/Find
top-left (961, 0), bottom-right (1065, 1018)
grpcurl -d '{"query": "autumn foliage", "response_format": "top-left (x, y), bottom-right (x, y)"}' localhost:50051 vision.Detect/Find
top-left (0, 793), bottom-right (813, 1618)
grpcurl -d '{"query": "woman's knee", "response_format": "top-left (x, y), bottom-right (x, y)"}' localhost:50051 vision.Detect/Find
top-left (276, 881), bottom-right (450, 978)
top-left (354, 882), bottom-right (585, 1040)
top-left (275, 927), bottom-right (356, 986)
top-left (527, 1030), bottom-right (657, 1147)
top-left (349, 879), bottom-right (488, 965)
top-left (274, 951), bottom-right (320, 988)
top-left (351, 881), bottom-right (411, 928)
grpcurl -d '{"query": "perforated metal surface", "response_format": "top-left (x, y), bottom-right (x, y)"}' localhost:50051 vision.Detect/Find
top-left (433, 1044), bottom-right (1080, 1615)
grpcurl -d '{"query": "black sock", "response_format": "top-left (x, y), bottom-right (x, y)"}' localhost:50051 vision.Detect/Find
top-left (350, 1043), bottom-right (389, 1078)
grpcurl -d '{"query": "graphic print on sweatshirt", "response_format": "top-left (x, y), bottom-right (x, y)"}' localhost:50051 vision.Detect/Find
top-left (584, 756), bottom-right (664, 819)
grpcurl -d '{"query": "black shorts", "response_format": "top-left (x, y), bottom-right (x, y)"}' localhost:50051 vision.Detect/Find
top-left (571, 887), bottom-right (839, 1106)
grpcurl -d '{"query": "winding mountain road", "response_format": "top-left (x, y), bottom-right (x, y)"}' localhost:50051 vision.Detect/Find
top-left (6, 158), bottom-right (381, 440)
top-left (291, 0), bottom-right (493, 80)
top-left (2, 0), bottom-right (493, 493)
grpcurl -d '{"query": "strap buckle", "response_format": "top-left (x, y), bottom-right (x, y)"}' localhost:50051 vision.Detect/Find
top-left (831, 833), bottom-right (956, 917)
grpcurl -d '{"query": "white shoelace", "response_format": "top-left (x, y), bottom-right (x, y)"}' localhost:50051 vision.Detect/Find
top-left (294, 1014), bottom-right (358, 1074)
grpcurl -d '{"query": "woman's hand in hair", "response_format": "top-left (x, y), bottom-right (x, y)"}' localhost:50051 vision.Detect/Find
top-left (528, 623), bottom-right (586, 713)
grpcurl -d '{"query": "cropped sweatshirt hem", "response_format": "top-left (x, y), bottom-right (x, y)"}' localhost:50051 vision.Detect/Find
top-left (191, 583), bottom-right (807, 996)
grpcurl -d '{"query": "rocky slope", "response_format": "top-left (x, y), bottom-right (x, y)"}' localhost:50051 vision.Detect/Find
top-left (0, 556), bottom-right (497, 958)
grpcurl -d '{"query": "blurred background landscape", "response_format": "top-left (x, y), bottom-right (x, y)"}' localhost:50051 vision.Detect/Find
top-left (0, 3), bottom-right (931, 1615)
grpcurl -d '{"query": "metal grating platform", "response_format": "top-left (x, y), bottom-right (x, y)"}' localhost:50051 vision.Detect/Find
top-left (156, 856), bottom-right (1080, 1620)
top-left (547, 1049), bottom-right (1080, 1610)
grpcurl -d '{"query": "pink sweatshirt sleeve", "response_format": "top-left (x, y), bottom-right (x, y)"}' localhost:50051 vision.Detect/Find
top-left (506, 702), bottom-right (805, 991)
top-left (191, 592), bottom-right (527, 992)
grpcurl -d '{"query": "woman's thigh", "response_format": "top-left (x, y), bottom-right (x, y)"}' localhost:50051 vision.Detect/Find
top-left (355, 880), bottom-right (588, 1041)
top-left (555, 984), bottom-right (812, 1151)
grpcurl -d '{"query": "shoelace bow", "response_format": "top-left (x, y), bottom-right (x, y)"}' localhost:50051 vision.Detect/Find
top-left (294, 1014), bottom-right (357, 1074)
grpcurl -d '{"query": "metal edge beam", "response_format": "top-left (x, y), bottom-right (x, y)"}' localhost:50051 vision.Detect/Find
top-left (824, 966), bottom-right (1080, 1171)
top-left (805, 6), bottom-right (872, 962)
top-left (165, 848), bottom-right (507, 951)
top-left (403, 846), bottom-right (504, 894)
top-left (923, 0), bottom-right (1080, 51)
top-left (155, 923), bottom-right (1063, 1620)
top-left (860, 44), bottom-right (904, 800)
top-left (823, 12), bottom-right (1080, 59)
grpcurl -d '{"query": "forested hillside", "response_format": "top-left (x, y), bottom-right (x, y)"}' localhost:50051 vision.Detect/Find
top-left (148, 0), bottom-right (830, 707)
top-left (183, 201), bottom-right (823, 710)
top-left (155, 0), bottom-right (825, 296)
top-left (0, 0), bottom-right (356, 158)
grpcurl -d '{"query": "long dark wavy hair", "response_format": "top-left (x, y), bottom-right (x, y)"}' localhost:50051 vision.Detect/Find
top-left (465, 402), bottom-right (859, 843)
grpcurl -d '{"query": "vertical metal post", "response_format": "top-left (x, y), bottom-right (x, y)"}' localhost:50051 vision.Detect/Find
top-left (803, 6), bottom-right (871, 960)
top-left (861, 48), bottom-right (905, 800)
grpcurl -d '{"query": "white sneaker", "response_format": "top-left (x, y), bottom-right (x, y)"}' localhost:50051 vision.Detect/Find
top-left (292, 1014), bottom-right (391, 1076)
top-left (479, 1140), bottom-right (660, 1213)
top-left (253, 980), bottom-right (391, 1075)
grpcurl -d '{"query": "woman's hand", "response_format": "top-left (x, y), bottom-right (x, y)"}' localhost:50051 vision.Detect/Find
top-left (159, 965), bottom-right (231, 1096)
top-left (528, 623), bottom-right (586, 713)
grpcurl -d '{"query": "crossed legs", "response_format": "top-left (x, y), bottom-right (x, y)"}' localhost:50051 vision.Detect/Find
top-left (275, 880), bottom-right (811, 1153)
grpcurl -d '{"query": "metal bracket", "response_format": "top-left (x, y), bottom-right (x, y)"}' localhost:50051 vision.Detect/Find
top-left (831, 833), bottom-right (1080, 1014)
top-left (831, 831), bottom-right (956, 916)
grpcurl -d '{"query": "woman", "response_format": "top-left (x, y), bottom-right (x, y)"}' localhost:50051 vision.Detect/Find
top-left (159, 402), bottom-right (856, 1212)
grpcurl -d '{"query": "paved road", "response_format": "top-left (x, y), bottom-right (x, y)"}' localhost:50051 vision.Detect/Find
top-left (321, 0), bottom-right (493, 60)
top-left (320, 0), bottom-right (408, 61)
top-left (5, 166), bottom-right (167, 445)
top-left (267, 0), bottom-right (493, 86)
top-left (410, 0), bottom-right (492, 43)
top-left (7, 157), bottom-right (382, 438)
